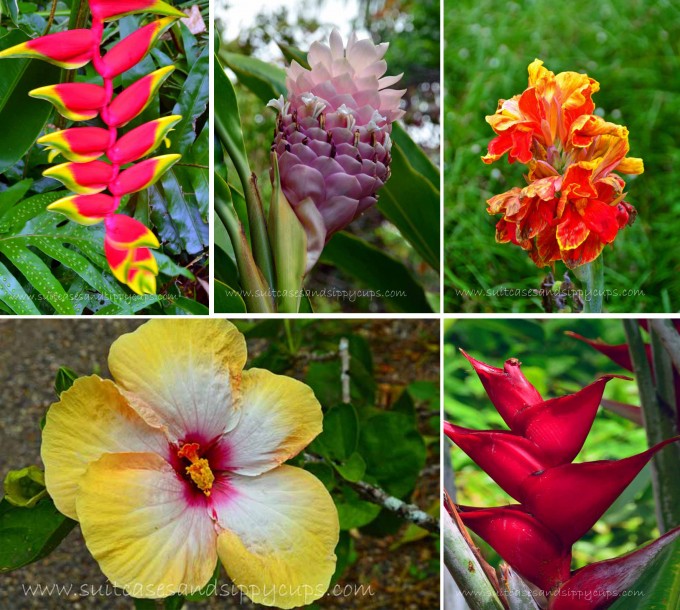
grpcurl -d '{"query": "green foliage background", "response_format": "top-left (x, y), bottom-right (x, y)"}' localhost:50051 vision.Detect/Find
top-left (444, 0), bottom-right (680, 313)
top-left (444, 318), bottom-right (658, 570)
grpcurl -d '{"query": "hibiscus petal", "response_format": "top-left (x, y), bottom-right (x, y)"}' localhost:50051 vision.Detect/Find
top-left (108, 320), bottom-right (247, 443)
top-left (41, 376), bottom-right (167, 520)
top-left (213, 465), bottom-right (338, 608)
top-left (76, 452), bottom-right (216, 598)
top-left (214, 368), bottom-right (322, 475)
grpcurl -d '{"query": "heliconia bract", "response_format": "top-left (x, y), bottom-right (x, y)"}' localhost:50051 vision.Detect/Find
top-left (0, 0), bottom-right (185, 294)
top-left (446, 350), bottom-right (680, 605)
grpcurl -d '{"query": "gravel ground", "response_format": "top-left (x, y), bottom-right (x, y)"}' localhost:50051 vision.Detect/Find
top-left (0, 319), bottom-right (440, 610)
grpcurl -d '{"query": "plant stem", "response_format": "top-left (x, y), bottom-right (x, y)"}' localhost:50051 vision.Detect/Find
top-left (574, 254), bottom-right (604, 313)
top-left (443, 509), bottom-right (505, 610)
top-left (624, 320), bottom-right (680, 532)
top-left (214, 116), bottom-right (275, 291)
top-left (347, 480), bottom-right (439, 534)
top-left (215, 178), bottom-right (274, 313)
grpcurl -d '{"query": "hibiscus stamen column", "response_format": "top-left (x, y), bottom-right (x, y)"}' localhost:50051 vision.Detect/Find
top-left (0, 0), bottom-right (186, 295)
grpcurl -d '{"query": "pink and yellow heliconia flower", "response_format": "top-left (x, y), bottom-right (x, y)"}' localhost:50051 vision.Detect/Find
top-left (29, 83), bottom-right (107, 122)
top-left (99, 18), bottom-right (176, 79)
top-left (41, 320), bottom-right (340, 605)
top-left (104, 216), bottom-right (160, 294)
top-left (105, 214), bottom-right (160, 250)
top-left (109, 154), bottom-right (181, 196)
top-left (43, 160), bottom-right (114, 195)
top-left (89, 0), bottom-right (185, 22)
top-left (107, 115), bottom-right (182, 165)
top-left (104, 66), bottom-right (175, 128)
top-left (48, 194), bottom-right (118, 225)
top-left (38, 127), bottom-right (111, 163)
top-left (0, 29), bottom-right (95, 68)
top-left (105, 241), bottom-right (159, 294)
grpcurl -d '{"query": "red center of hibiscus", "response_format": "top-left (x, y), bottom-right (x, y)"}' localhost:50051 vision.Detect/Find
top-left (177, 442), bottom-right (214, 497)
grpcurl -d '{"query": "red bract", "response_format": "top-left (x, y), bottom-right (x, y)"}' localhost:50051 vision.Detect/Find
top-left (447, 350), bottom-right (680, 602)
top-left (0, 0), bottom-right (184, 294)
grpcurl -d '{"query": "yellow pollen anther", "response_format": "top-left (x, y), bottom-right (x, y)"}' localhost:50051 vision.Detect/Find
top-left (177, 442), bottom-right (214, 496)
top-left (186, 459), bottom-right (215, 496)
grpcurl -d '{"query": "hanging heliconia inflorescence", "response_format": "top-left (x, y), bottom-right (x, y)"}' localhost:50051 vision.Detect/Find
top-left (0, 0), bottom-right (187, 294)
top-left (445, 350), bottom-right (680, 605)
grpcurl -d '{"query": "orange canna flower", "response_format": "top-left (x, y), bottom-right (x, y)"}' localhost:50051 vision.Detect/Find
top-left (483, 60), bottom-right (643, 268)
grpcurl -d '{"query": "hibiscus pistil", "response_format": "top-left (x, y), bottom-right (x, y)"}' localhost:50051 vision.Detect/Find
top-left (177, 442), bottom-right (214, 496)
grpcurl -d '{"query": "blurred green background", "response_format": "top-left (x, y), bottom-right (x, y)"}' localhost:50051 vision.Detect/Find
top-left (444, 0), bottom-right (680, 313)
top-left (444, 318), bottom-right (656, 569)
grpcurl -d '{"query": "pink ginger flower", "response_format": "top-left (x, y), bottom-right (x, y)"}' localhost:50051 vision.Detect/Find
top-left (268, 28), bottom-right (406, 270)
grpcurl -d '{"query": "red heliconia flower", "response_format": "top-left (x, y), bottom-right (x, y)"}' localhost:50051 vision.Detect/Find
top-left (108, 155), bottom-right (181, 196)
top-left (0, 29), bottom-right (96, 68)
top-left (38, 127), bottom-right (112, 163)
top-left (519, 437), bottom-right (680, 547)
top-left (89, 0), bottom-right (185, 22)
top-left (104, 66), bottom-right (176, 128)
top-left (447, 350), bottom-right (680, 600)
top-left (99, 17), bottom-right (175, 78)
top-left (43, 161), bottom-right (115, 195)
top-left (29, 83), bottom-right (107, 122)
top-left (47, 194), bottom-right (118, 225)
top-left (0, 0), bottom-right (186, 294)
top-left (108, 116), bottom-right (182, 165)
top-left (458, 505), bottom-right (572, 593)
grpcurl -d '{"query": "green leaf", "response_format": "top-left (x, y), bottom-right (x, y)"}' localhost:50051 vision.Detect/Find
top-left (219, 51), bottom-right (286, 103)
top-left (378, 139), bottom-right (440, 271)
top-left (391, 122), bottom-right (439, 190)
top-left (169, 45), bottom-right (209, 155)
top-left (157, 169), bottom-right (208, 256)
top-left (170, 296), bottom-right (208, 316)
top-left (0, 240), bottom-right (76, 314)
top-left (0, 258), bottom-right (39, 314)
top-left (334, 485), bottom-right (381, 530)
top-left (359, 411), bottom-right (426, 498)
top-left (3, 466), bottom-right (47, 508)
top-left (0, 178), bottom-right (32, 220)
top-left (0, 30), bottom-right (60, 174)
top-left (0, 497), bottom-right (76, 573)
top-left (54, 366), bottom-right (78, 396)
top-left (276, 42), bottom-right (309, 70)
top-left (310, 403), bottom-right (359, 461)
top-left (333, 452), bottom-right (366, 483)
top-left (268, 156), bottom-right (306, 313)
top-left (320, 232), bottom-right (433, 313)
top-left (214, 278), bottom-right (246, 313)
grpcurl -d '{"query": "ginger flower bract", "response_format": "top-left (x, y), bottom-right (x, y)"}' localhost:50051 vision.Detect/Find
top-left (483, 59), bottom-right (644, 268)
top-left (268, 28), bottom-right (406, 270)
top-left (41, 320), bottom-right (339, 607)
